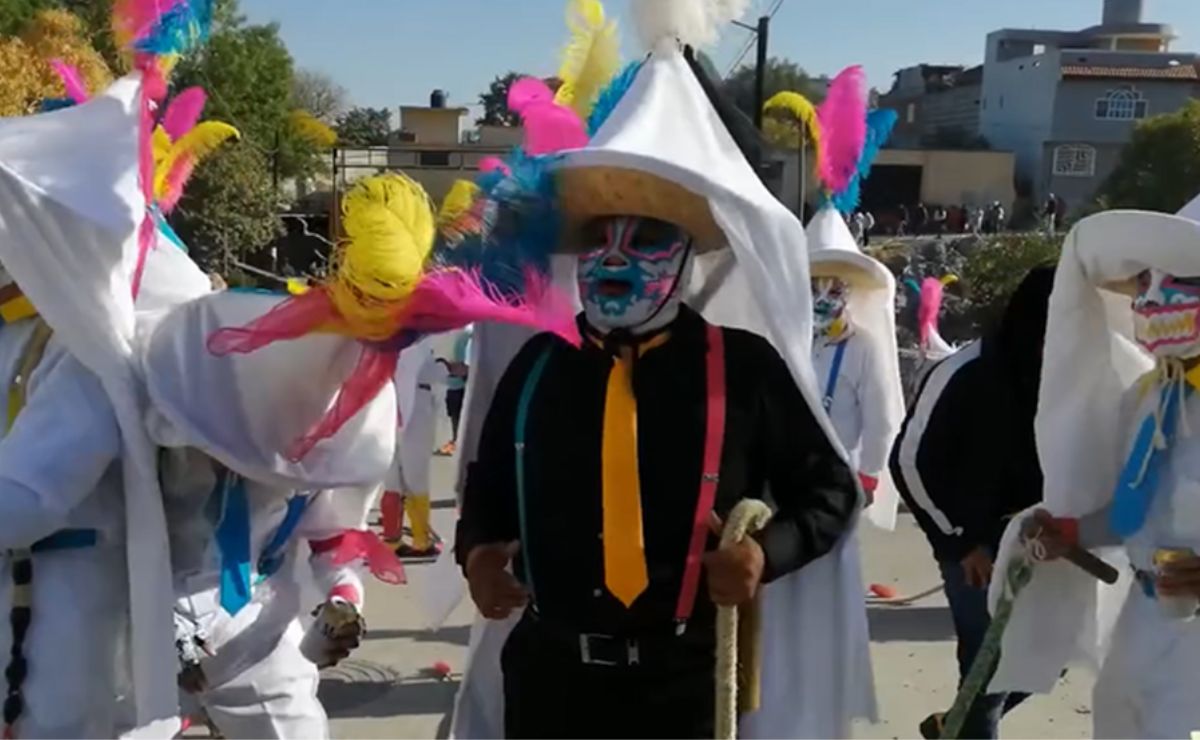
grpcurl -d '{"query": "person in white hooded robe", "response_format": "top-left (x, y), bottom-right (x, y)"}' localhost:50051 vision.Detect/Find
top-left (806, 201), bottom-right (904, 531)
top-left (988, 203), bottom-right (1200, 740)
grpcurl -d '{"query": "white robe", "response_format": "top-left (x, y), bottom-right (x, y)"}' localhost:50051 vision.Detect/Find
top-left (387, 340), bottom-right (447, 496)
top-left (162, 449), bottom-right (368, 739)
top-left (812, 329), bottom-right (902, 531)
top-left (0, 325), bottom-right (127, 738)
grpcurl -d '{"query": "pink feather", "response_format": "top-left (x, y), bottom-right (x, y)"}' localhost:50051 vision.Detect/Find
top-left (521, 103), bottom-right (588, 155)
top-left (48, 59), bottom-right (90, 103)
top-left (917, 277), bottom-right (944, 349)
top-left (508, 77), bottom-right (555, 115)
top-left (401, 269), bottom-right (581, 347)
top-left (478, 156), bottom-right (510, 175)
top-left (208, 289), bottom-right (334, 356)
top-left (162, 87), bottom-right (207, 140)
top-left (816, 65), bottom-right (867, 196)
top-left (159, 156), bottom-right (197, 213)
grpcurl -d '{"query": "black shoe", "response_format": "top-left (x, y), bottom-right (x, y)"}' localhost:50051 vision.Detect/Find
top-left (919, 712), bottom-right (945, 740)
top-left (394, 541), bottom-right (444, 560)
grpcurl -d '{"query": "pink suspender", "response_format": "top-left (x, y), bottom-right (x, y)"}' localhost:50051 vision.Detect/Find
top-left (675, 323), bottom-right (727, 629)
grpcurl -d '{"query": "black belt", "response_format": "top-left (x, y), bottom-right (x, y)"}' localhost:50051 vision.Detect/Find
top-left (418, 383), bottom-right (432, 391)
top-left (520, 610), bottom-right (713, 668)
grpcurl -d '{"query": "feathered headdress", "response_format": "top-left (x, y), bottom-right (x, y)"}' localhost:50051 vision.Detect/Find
top-left (209, 173), bottom-right (581, 461)
top-left (42, 60), bottom-right (237, 243)
top-left (112, 0), bottom-right (215, 294)
top-left (814, 66), bottom-right (897, 214)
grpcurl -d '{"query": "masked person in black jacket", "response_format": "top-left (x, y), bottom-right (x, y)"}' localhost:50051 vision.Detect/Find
top-left (890, 265), bottom-right (1055, 740)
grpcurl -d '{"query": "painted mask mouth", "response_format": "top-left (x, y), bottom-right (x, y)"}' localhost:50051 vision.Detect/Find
top-left (1135, 305), bottom-right (1200, 352)
top-left (597, 278), bottom-right (632, 298)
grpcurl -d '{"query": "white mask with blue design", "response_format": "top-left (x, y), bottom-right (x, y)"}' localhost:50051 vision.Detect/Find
top-left (576, 216), bottom-right (693, 335)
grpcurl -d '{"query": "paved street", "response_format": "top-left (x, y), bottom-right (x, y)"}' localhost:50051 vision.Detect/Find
top-left (324, 450), bottom-right (1093, 739)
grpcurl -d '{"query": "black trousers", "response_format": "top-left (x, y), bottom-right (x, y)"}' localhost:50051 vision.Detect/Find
top-left (500, 614), bottom-right (716, 739)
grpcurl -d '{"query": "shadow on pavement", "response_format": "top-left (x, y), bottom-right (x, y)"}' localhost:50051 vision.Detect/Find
top-left (867, 605), bottom-right (955, 642)
top-left (320, 658), bottom-right (461, 719)
top-left (364, 624), bottom-right (470, 646)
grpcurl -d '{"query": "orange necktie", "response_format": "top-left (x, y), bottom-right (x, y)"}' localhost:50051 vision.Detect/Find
top-left (602, 347), bottom-right (648, 607)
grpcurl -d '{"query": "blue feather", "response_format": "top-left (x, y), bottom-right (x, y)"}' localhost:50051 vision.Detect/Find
top-left (133, 0), bottom-right (213, 56)
top-left (830, 108), bottom-right (898, 214)
top-left (587, 61), bottom-right (643, 137)
top-left (434, 150), bottom-right (562, 298)
top-left (37, 98), bottom-right (76, 113)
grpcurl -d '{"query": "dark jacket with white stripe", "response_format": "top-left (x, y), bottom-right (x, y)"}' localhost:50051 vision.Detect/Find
top-left (889, 267), bottom-right (1053, 563)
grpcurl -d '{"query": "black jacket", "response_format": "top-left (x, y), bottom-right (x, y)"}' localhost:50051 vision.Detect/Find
top-left (457, 306), bottom-right (856, 635)
top-left (889, 267), bottom-right (1053, 562)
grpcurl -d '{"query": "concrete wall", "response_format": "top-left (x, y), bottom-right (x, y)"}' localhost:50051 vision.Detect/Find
top-left (1050, 77), bottom-right (1194, 142)
top-left (399, 107), bottom-right (466, 145)
top-left (773, 148), bottom-right (1015, 213)
top-left (979, 45), bottom-right (1062, 183)
top-left (922, 84), bottom-right (982, 139)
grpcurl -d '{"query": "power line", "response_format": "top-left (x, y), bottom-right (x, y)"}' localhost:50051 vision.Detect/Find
top-left (724, 0), bottom-right (786, 78)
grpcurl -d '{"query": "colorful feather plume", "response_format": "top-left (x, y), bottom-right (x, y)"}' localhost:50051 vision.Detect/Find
top-left (49, 59), bottom-right (91, 104)
top-left (816, 65), bottom-right (867, 200)
top-left (588, 60), bottom-right (643, 136)
top-left (112, 0), bottom-right (215, 296)
top-left (554, 0), bottom-right (620, 120)
top-left (155, 121), bottom-right (239, 211)
top-left (208, 172), bottom-right (581, 461)
top-left (830, 107), bottom-right (898, 213)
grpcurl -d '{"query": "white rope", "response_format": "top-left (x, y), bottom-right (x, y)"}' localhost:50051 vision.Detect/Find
top-left (715, 499), bottom-right (773, 740)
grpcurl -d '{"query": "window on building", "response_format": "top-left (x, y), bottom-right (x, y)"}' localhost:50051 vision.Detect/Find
top-left (419, 150), bottom-right (452, 167)
top-left (1053, 144), bottom-right (1097, 177)
top-left (1095, 86), bottom-right (1148, 120)
top-left (906, 103), bottom-right (916, 124)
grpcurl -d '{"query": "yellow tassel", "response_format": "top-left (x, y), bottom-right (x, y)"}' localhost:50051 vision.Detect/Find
top-left (331, 173), bottom-right (436, 341)
top-left (438, 180), bottom-right (481, 229)
top-left (764, 91), bottom-right (822, 155)
top-left (154, 121), bottom-right (241, 200)
top-left (152, 125), bottom-right (172, 167)
top-left (286, 278), bottom-right (311, 296)
top-left (554, 0), bottom-right (620, 119)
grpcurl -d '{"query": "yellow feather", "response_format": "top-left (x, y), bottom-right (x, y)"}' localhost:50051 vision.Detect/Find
top-left (941, 274), bottom-right (960, 286)
top-left (154, 121), bottom-right (240, 199)
top-left (152, 125), bottom-right (172, 166)
top-left (554, 0), bottom-right (620, 119)
top-left (332, 173), bottom-right (436, 340)
top-left (764, 91), bottom-right (821, 150)
top-left (438, 179), bottom-right (481, 228)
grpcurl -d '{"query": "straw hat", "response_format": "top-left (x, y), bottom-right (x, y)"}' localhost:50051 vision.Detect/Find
top-left (557, 165), bottom-right (725, 252)
top-left (806, 206), bottom-right (892, 290)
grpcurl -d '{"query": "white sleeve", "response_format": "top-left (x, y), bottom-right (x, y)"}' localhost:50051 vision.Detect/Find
top-left (855, 338), bottom-right (901, 477)
top-left (0, 348), bottom-right (120, 548)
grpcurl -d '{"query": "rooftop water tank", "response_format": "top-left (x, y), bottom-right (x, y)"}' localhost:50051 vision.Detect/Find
top-left (430, 89), bottom-right (448, 109)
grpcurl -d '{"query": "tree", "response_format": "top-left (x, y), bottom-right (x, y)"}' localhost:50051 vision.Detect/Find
top-left (173, 143), bottom-right (282, 273)
top-left (477, 72), bottom-right (521, 126)
top-left (0, 8), bottom-right (113, 116)
top-left (335, 106), bottom-right (391, 146)
top-left (1096, 100), bottom-right (1200, 213)
top-left (724, 57), bottom-right (826, 127)
top-left (291, 68), bottom-right (346, 123)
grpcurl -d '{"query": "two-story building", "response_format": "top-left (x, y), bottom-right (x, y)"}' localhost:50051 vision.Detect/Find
top-left (980, 0), bottom-right (1198, 211)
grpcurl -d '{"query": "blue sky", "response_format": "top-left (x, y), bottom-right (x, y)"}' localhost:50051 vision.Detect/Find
top-left (241, 0), bottom-right (1200, 119)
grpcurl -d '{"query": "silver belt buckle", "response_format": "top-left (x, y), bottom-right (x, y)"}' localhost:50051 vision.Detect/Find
top-left (579, 634), bottom-right (618, 666)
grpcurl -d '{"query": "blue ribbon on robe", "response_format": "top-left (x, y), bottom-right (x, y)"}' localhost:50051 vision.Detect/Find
top-left (255, 494), bottom-right (312, 582)
top-left (214, 472), bottom-right (253, 615)
top-left (1111, 383), bottom-right (1189, 538)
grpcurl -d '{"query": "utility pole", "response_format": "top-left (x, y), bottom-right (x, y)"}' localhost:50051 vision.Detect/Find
top-left (732, 15), bottom-right (772, 133)
top-left (754, 16), bottom-right (769, 131)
